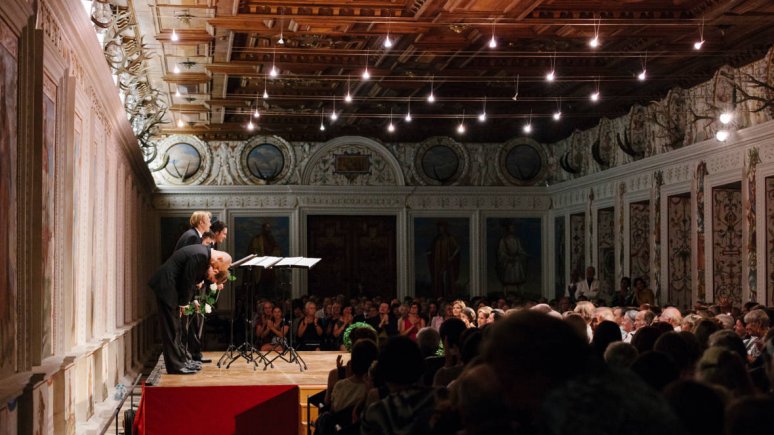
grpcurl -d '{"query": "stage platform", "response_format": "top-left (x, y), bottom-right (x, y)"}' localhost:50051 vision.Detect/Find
top-left (139, 351), bottom-right (346, 435)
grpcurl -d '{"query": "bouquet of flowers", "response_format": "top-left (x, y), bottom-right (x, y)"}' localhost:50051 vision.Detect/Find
top-left (182, 273), bottom-right (234, 316)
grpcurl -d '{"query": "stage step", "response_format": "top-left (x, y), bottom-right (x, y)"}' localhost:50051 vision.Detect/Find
top-left (299, 385), bottom-right (326, 435)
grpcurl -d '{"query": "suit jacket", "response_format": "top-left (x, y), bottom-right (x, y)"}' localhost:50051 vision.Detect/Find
top-left (174, 227), bottom-right (202, 252)
top-left (149, 244), bottom-right (211, 309)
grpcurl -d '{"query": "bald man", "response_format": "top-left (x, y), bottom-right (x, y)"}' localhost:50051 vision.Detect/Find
top-left (149, 245), bottom-right (231, 374)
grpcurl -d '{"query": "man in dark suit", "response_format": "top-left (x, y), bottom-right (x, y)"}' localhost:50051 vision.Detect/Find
top-left (174, 211), bottom-right (212, 252)
top-left (173, 211), bottom-right (214, 363)
top-left (210, 220), bottom-right (228, 249)
top-left (148, 244), bottom-right (231, 374)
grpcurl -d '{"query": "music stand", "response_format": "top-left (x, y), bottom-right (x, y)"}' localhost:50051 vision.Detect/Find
top-left (263, 257), bottom-right (321, 372)
top-left (217, 254), bottom-right (256, 368)
top-left (223, 255), bottom-right (276, 370)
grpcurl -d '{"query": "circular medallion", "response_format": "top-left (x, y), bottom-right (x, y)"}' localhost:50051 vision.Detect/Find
top-left (247, 143), bottom-right (285, 181)
top-left (497, 138), bottom-right (546, 185)
top-left (237, 135), bottom-right (294, 184)
top-left (414, 137), bottom-right (468, 185)
top-left (164, 143), bottom-right (201, 180)
top-left (422, 145), bottom-right (459, 183)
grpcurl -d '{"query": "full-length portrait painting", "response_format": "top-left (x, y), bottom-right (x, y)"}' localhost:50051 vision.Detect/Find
top-left (486, 218), bottom-right (542, 297)
top-left (233, 215), bottom-right (291, 298)
top-left (414, 217), bottom-right (469, 298)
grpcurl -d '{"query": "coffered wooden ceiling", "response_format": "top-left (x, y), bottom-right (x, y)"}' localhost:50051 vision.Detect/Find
top-left (138, 0), bottom-right (774, 143)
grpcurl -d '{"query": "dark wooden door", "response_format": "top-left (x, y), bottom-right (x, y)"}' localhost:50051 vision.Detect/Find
top-left (307, 215), bottom-right (396, 298)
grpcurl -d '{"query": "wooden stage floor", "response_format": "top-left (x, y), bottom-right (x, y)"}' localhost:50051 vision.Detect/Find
top-left (157, 351), bottom-right (346, 388)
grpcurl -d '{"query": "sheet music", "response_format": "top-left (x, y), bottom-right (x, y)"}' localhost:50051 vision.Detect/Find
top-left (231, 254), bottom-right (257, 268)
top-left (275, 257), bottom-right (304, 267)
top-left (255, 256), bottom-right (282, 268)
top-left (242, 256), bottom-right (267, 267)
top-left (295, 257), bottom-right (321, 268)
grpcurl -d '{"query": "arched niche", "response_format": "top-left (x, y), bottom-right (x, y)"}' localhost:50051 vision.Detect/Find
top-left (301, 136), bottom-right (405, 186)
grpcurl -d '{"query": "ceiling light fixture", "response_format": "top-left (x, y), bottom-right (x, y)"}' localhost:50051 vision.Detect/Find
top-left (362, 53), bottom-right (370, 80)
top-left (263, 75), bottom-right (269, 99)
top-left (247, 119), bottom-right (255, 131)
top-left (719, 111), bottom-right (733, 124)
top-left (428, 75), bottom-right (435, 103)
top-left (345, 75), bottom-right (353, 103)
top-left (173, 63), bottom-right (181, 74)
top-left (489, 21), bottom-right (497, 48)
top-left (478, 96), bottom-right (487, 122)
top-left (715, 129), bottom-right (729, 141)
top-left (175, 87), bottom-right (181, 97)
top-left (553, 98), bottom-right (562, 121)
top-left (253, 107), bottom-right (260, 118)
top-left (546, 52), bottom-right (556, 82)
top-left (171, 29), bottom-right (179, 42)
top-left (270, 46), bottom-right (278, 78)
top-left (693, 18), bottom-right (705, 50)
top-left (177, 118), bottom-right (185, 128)
top-left (590, 78), bottom-right (600, 102)
top-left (330, 97), bottom-right (338, 121)
top-left (512, 74), bottom-right (520, 100)
top-left (405, 97), bottom-right (412, 122)
top-left (319, 110), bottom-right (326, 131)
top-left (523, 111), bottom-right (533, 134)
top-left (638, 52), bottom-right (647, 81)
top-left (277, 11), bottom-right (285, 45)
top-left (589, 17), bottom-right (600, 48)
top-left (384, 18), bottom-right (393, 48)
top-left (388, 109), bottom-right (395, 132)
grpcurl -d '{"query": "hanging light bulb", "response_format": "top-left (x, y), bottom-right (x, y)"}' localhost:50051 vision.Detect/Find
top-left (637, 70), bottom-right (646, 81)
top-left (277, 12), bottom-right (285, 44)
top-left (388, 121), bottom-right (395, 132)
top-left (715, 130), bottom-right (729, 141)
top-left (247, 119), bottom-right (255, 131)
top-left (345, 76), bottom-right (353, 103)
top-left (177, 118), bottom-right (185, 128)
top-left (546, 70), bottom-right (555, 82)
top-left (457, 121), bottom-right (466, 134)
top-left (523, 122), bottom-right (532, 134)
top-left (512, 74), bottom-right (520, 101)
top-left (693, 18), bottom-right (705, 50)
top-left (253, 107), bottom-right (260, 118)
top-left (589, 18), bottom-right (600, 48)
top-left (319, 110), bottom-right (325, 131)
top-left (319, 123), bottom-right (325, 131)
top-left (263, 89), bottom-right (269, 99)
top-left (478, 97), bottom-right (487, 122)
top-left (488, 21), bottom-right (497, 48)
top-left (175, 88), bottom-right (181, 97)
top-left (590, 91), bottom-right (600, 102)
top-left (553, 110), bottom-right (562, 121)
top-left (405, 112), bottom-right (412, 122)
top-left (638, 53), bottom-right (648, 81)
top-left (173, 64), bottom-right (181, 74)
top-left (405, 98), bottom-right (412, 122)
top-left (384, 35), bottom-right (393, 48)
top-left (428, 75), bottom-right (435, 103)
top-left (720, 112), bottom-right (733, 124)
top-left (171, 29), bottom-right (179, 42)
top-left (269, 64), bottom-right (278, 78)
top-left (330, 111), bottom-right (338, 121)
top-left (362, 53), bottom-right (370, 80)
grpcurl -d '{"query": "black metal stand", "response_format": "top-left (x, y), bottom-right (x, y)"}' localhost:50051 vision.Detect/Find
top-left (266, 323), bottom-right (307, 372)
top-left (221, 267), bottom-right (272, 370)
top-left (216, 276), bottom-right (238, 368)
